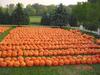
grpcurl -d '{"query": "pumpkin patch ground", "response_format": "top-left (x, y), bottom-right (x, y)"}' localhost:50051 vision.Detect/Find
top-left (0, 26), bottom-right (100, 75)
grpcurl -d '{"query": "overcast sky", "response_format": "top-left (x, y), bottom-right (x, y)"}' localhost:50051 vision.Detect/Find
top-left (0, 0), bottom-right (87, 7)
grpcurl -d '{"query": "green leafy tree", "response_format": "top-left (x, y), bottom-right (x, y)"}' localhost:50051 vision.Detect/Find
top-left (72, 0), bottom-right (100, 30)
top-left (25, 4), bottom-right (36, 16)
top-left (47, 5), bottom-right (56, 14)
top-left (72, 2), bottom-right (88, 24)
top-left (32, 3), bottom-right (48, 16)
top-left (8, 4), bottom-right (15, 15)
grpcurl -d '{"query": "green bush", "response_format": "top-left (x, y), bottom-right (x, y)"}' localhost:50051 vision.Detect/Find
top-left (83, 22), bottom-right (99, 31)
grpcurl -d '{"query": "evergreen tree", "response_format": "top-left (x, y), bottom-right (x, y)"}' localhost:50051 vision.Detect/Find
top-left (0, 7), bottom-right (4, 24)
top-left (69, 15), bottom-right (78, 26)
top-left (41, 13), bottom-right (51, 25)
top-left (11, 3), bottom-right (29, 25)
top-left (3, 8), bottom-right (11, 24)
top-left (50, 3), bottom-right (68, 27)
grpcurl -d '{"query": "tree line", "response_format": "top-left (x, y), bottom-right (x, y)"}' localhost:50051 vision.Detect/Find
top-left (72, 0), bottom-right (100, 31)
top-left (41, 4), bottom-right (77, 27)
top-left (0, 3), bottom-right (72, 25)
top-left (0, 3), bottom-right (29, 25)
top-left (0, 0), bottom-right (100, 31)
top-left (41, 0), bottom-right (100, 30)
top-left (0, 3), bottom-right (57, 16)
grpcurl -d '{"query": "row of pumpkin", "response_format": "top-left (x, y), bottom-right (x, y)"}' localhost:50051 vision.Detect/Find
top-left (0, 55), bottom-right (100, 67)
top-left (1, 40), bottom-right (93, 45)
top-left (0, 49), bottom-right (99, 57)
top-left (0, 44), bottom-right (99, 51)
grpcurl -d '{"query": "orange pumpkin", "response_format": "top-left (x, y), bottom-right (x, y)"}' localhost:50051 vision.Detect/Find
top-left (39, 52), bottom-right (44, 56)
top-left (24, 50), bottom-right (28, 56)
top-left (86, 59), bottom-right (92, 64)
top-left (7, 61), bottom-right (14, 67)
top-left (52, 60), bottom-right (58, 66)
top-left (33, 51), bottom-right (39, 56)
top-left (0, 61), bottom-right (7, 67)
top-left (2, 51), bottom-right (7, 57)
top-left (39, 59), bottom-right (45, 66)
top-left (25, 57), bottom-right (31, 62)
top-left (34, 59), bottom-right (40, 66)
top-left (58, 59), bottom-right (64, 66)
top-left (26, 60), bottom-right (33, 67)
top-left (45, 60), bottom-right (52, 66)
top-left (13, 61), bottom-right (20, 67)
top-left (64, 59), bottom-right (70, 65)
top-left (20, 61), bottom-right (26, 67)
top-left (70, 59), bottom-right (76, 64)
top-left (12, 57), bottom-right (17, 61)
top-left (0, 51), bottom-right (2, 57)
top-left (18, 56), bottom-right (24, 63)
top-left (7, 51), bottom-right (12, 57)
top-left (0, 58), bottom-right (4, 62)
top-left (18, 50), bottom-right (23, 56)
top-left (12, 51), bottom-right (17, 57)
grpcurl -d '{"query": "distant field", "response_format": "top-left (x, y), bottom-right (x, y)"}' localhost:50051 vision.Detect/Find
top-left (30, 16), bottom-right (42, 25)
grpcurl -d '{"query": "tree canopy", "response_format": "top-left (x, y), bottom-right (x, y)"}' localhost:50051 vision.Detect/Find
top-left (41, 3), bottom-right (71, 27)
top-left (11, 3), bottom-right (29, 25)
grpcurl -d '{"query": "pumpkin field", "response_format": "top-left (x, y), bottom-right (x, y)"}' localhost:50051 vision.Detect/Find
top-left (0, 26), bottom-right (100, 75)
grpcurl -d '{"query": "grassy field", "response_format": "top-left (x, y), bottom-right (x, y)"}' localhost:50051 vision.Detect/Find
top-left (0, 26), bottom-right (100, 75)
top-left (30, 16), bottom-right (42, 25)
top-left (0, 64), bottom-right (100, 75)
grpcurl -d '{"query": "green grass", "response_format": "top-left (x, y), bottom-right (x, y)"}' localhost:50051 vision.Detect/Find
top-left (0, 64), bottom-right (99, 75)
top-left (30, 16), bottom-right (42, 25)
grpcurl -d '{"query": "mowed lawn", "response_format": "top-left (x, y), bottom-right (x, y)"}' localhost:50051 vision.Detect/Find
top-left (30, 16), bottom-right (42, 25)
top-left (0, 26), bottom-right (100, 75)
top-left (0, 64), bottom-right (100, 75)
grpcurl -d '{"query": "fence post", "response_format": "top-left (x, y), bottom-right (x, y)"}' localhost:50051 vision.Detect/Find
top-left (97, 28), bottom-right (100, 35)
top-left (80, 25), bottom-right (84, 30)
